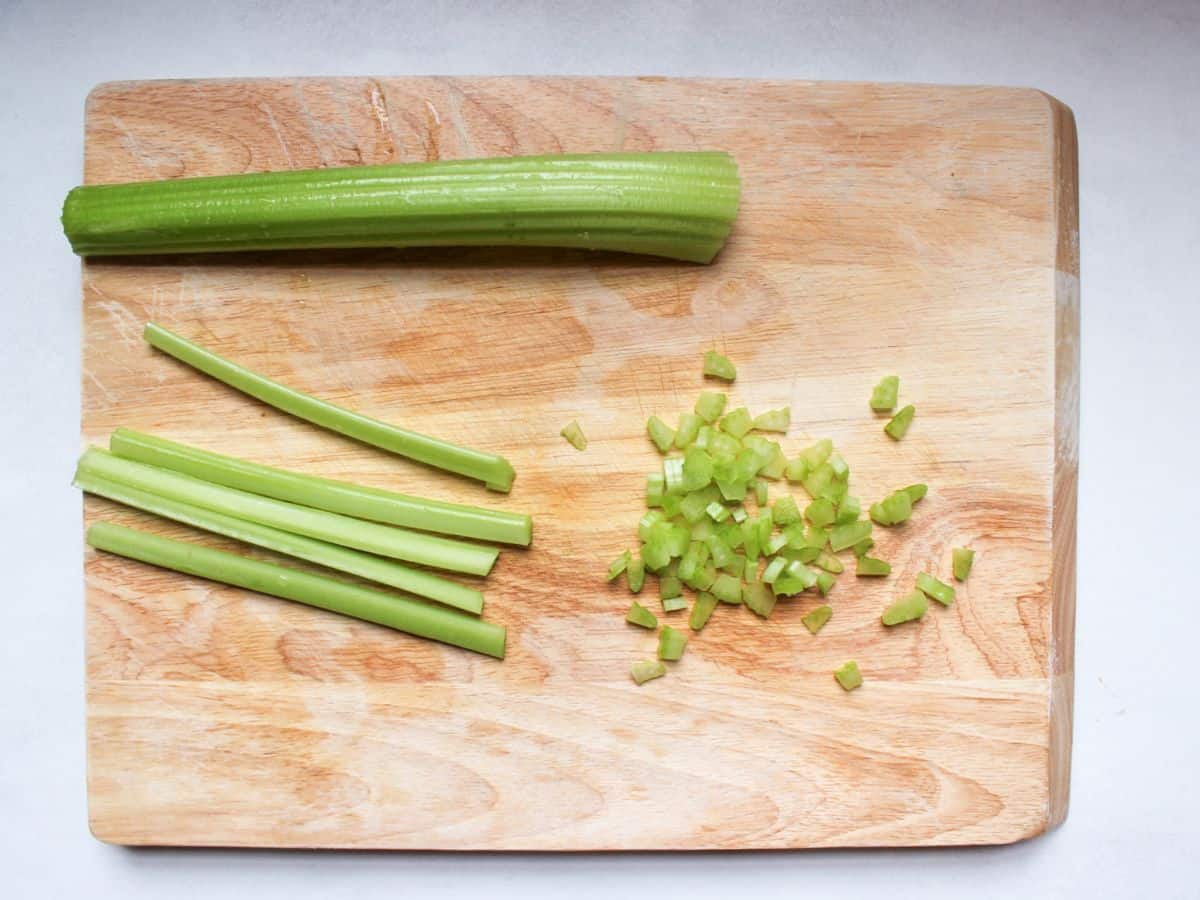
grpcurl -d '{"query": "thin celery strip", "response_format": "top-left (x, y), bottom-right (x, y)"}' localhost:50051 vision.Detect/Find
top-left (76, 472), bottom-right (485, 614)
top-left (703, 351), bottom-right (737, 382)
top-left (802, 605), bottom-right (832, 635)
top-left (626, 602), bottom-right (658, 629)
top-left (631, 660), bottom-right (667, 685)
top-left (657, 626), bottom-right (688, 661)
top-left (110, 428), bottom-right (531, 546)
top-left (143, 323), bottom-right (515, 492)
top-left (77, 448), bottom-right (497, 576)
top-left (916, 572), bottom-right (956, 606)
top-left (560, 420), bottom-right (587, 451)
top-left (885, 404), bottom-right (915, 441)
top-left (953, 547), bottom-right (976, 582)
top-left (834, 661), bottom-right (863, 691)
top-left (870, 376), bottom-right (899, 413)
top-left (87, 522), bottom-right (505, 657)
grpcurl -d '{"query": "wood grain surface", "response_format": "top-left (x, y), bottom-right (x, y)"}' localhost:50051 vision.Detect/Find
top-left (80, 77), bottom-right (1078, 848)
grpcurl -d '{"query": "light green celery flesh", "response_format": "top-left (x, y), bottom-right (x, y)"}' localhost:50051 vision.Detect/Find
top-left (142, 324), bottom-right (516, 492)
top-left (77, 448), bottom-right (497, 576)
top-left (109, 428), bottom-right (530, 545)
top-left (63, 152), bottom-right (741, 264)
top-left (87, 522), bottom-right (505, 658)
top-left (76, 472), bottom-right (484, 614)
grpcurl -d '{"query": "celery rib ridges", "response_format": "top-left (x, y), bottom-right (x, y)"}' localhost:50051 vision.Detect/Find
top-left (62, 152), bottom-right (741, 264)
top-left (109, 428), bottom-right (531, 546)
top-left (77, 448), bottom-right (498, 576)
top-left (75, 471), bottom-right (484, 614)
top-left (142, 323), bottom-right (517, 492)
top-left (87, 522), bottom-right (505, 658)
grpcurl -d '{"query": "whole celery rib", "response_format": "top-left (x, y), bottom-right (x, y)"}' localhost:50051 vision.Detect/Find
top-left (75, 471), bottom-right (484, 614)
top-left (76, 448), bottom-right (498, 576)
top-left (87, 522), bottom-right (505, 658)
top-left (109, 428), bottom-right (531, 546)
top-left (61, 152), bottom-right (741, 263)
top-left (143, 323), bottom-right (517, 492)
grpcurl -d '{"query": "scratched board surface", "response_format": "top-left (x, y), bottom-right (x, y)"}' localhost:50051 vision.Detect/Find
top-left (81, 77), bottom-right (1078, 848)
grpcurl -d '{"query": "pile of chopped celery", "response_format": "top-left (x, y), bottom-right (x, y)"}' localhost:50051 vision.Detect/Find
top-left (616, 356), bottom-right (975, 689)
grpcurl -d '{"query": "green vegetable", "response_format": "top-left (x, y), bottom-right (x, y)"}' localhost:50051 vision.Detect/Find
top-left (87, 522), bottom-right (505, 657)
top-left (752, 408), bottom-right (790, 433)
top-left (882, 589), bottom-right (929, 626)
top-left (705, 501), bottom-right (730, 523)
top-left (870, 375), bottom-right (899, 412)
top-left (827, 452), bottom-right (849, 479)
top-left (773, 494), bottom-right (801, 526)
top-left (813, 551), bottom-right (844, 574)
top-left (953, 547), bottom-right (976, 582)
top-left (560, 420), bottom-right (588, 451)
top-left (681, 447), bottom-right (715, 492)
top-left (646, 473), bottom-right (665, 507)
top-left (885, 404), bottom-right (915, 441)
top-left (711, 573), bottom-right (743, 605)
top-left (856, 556), bottom-right (892, 576)
top-left (657, 626), bottom-right (688, 661)
top-left (679, 490), bottom-right (711, 525)
top-left (675, 413), bottom-right (703, 449)
top-left (63, 151), bottom-right (741, 263)
top-left (764, 533), bottom-right (788, 555)
top-left (903, 483), bottom-right (928, 503)
top-left (76, 448), bottom-right (497, 576)
top-left (607, 550), bottom-right (632, 582)
top-left (662, 596), bottom-right (689, 613)
top-left (142, 323), bottom-right (516, 492)
top-left (805, 498), bottom-right (836, 529)
top-left (758, 444), bottom-right (787, 480)
top-left (798, 439), bottom-right (833, 469)
top-left (852, 537), bottom-right (875, 558)
top-left (689, 592), bottom-right (718, 631)
top-left (784, 456), bottom-right (808, 483)
top-left (109, 428), bottom-right (531, 546)
top-left (754, 477), bottom-right (769, 506)
top-left (646, 415), bottom-right (675, 453)
top-left (730, 505), bottom-right (748, 524)
top-left (702, 350), bottom-right (737, 382)
top-left (915, 572), bottom-right (956, 606)
top-left (720, 407), bottom-right (753, 439)
top-left (834, 495), bottom-right (861, 525)
top-left (743, 581), bottom-right (776, 618)
top-left (761, 556), bottom-right (787, 584)
top-left (685, 561), bottom-right (717, 592)
top-left (663, 457), bottom-right (686, 494)
top-left (815, 572), bottom-right (836, 595)
top-left (640, 541), bottom-right (671, 572)
top-left (76, 472), bottom-right (485, 614)
top-left (626, 602), bottom-right (658, 629)
top-left (631, 659), bottom-right (667, 685)
top-left (802, 605), bottom-right (832, 635)
top-left (870, 490), bottom-right (914, 526)
top-left (741, 518), bottom-right (760, 561)
top-left (707, 431), bottom-right (741, 460)
top-left (829, 519), bottom-right (872, 552)
top-left (659, 575), bottom-right (684, 603)
top-left (804, 525), bottom-right (829, 549)
top-left (834, 661), bottom-right (863, 691)
top-left (694, 425), bottom-right (713, 450)
top-left (626, 557), bottom-right (646, 593)
top-left (694, 391), bottom-right (727, 424)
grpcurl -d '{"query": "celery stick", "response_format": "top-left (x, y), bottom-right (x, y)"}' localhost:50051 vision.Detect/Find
top-left (87, 522), bottom-right (505, 657)
top-left (953, 547), bottom-right (976, 582)
top-left (110, 428), bottom-right (531, 546)
top-left (802, 605), bottom-right (832, 635)
top-left (703, 350), bottom-right (737, 382)
top-left (143, 324), bottom-right (516, 492)
top-left (689, 591), bottom-right (718, 631)
top-left (560, 420), bottom-right (587, 451)
top-left (77, 448), bottom-right (497, 576)
top-left (626, 602), bottom-right (658, 629)
top-left (657, 626), bottom-right (688, 660)
top-left (76, 472), bottom-right (485, 614)
top-left (631, 660), bottom-right (667, 685)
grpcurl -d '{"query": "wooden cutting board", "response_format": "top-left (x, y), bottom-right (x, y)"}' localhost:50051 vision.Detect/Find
top-left (81, 77), bottom-right (1078, 849)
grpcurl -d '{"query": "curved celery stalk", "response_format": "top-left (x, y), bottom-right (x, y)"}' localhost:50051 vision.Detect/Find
top-left (109, 428), bottom-right (531, 546)
top-left (77, 448), bottom-right (497, 576)
top-left (143, 323), bottom-right (516, 492)
top-left (87, 522), bottom-right (505, 658)
top-left (76, 472), bottom-right (484, 614)
top-left (62, 152), bottom-right (741, 263)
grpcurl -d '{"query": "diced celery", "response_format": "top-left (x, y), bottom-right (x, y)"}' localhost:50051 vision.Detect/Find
top-left (681, 446), bottom-right (714, 492)
top-left (632, 659), bottom-right (667, 685)
top-left (720, 407), bottom-right (754, 439)
top-left (741, 519), bottom-right (760, 561)
top-left (834, 661), bottom-right (863, 691)
top-left (719, 520), bottom-right (744, 550)
top-left (685, 560), bottom-right (717, 592)
top-left (754, 477), bottom-right (769, 506)
top-left (680, 490), bottom-right (712, 525)
top-left (627, 557), bottom-right (646, 593)
top-left (870, 375), bottom-right (899, 413)
top-left (705, 534), bottom-right (735, 569)
top-left (690, 518), bottom-right (715, 542)
top-left (661, 493), bottom-right (682, 518)
top-left (885, 404), bottom-right (915, 440)
top-left (690, 591), bottom-right (718, 631)
top-left (703, 350), bottom-right (737, 382)
top-left (784, 456), bottom-right (808, 483)
top-left (869, 490), bottom-right (913, 526)
top-left (790, 545), bottom-right (821, 564)
top-left (663, 524), bottom-right (691, 558)
top-left (882, 589), bottom-right (928, 625)
top-left (916, 572), bottom-right (956, 606)
top-left (731, 505), bottom-right (748, 523)
top-left (805, 498), bottom-right (836, 528)
top-left (708, 431), bottom-right (741, 460)
top-left (828, 452), bottom-right (848, 479)
top-left (799, 439), bottom-right (833, 468)
top-left (646, 472), bottom-right (665, 508)
top-left (706, 501), bottom-right (731, 523)
top-left (712, 574), bottom-right (743, 604)
top-left (658, 626), bottom-right (688, 660)
top-left (675, 412), bottom-right (703, 449)
top-left (802, 463), bottom-right (835, 500)
top-left (647, 415), bottom-right (675, 453)
top-left (662, 596), bottom-right (689, 613)
top-left (852, 538), bottom-right (875, 558)
top-left (720, 554), bottom-right (744, 576)
top-left (829, 519), bottom-right (872, 552)
top-left (856, 556), bottom-right (891, 576)
top-left (756, 508), bottom-right (773, 550)
top-left (639, 510), bottom-right (666, 542)
top-left (772, 494), bottom-right (800, 526)
top-left (695, 391), bottom-right (728, 424)
top-left (752, 408), bottom-right (790, 433)
top-left (743, 581), bottom-right (777, 618)
top-left (626, 602), bottom-right (657, 629)
top-left (834, 495), bottom-right (861, 525)
top-left (694, 425), bottom-right (713, 450)
top-left (814, 551), bottom-right (844, 574)
top-left (560, 420), bottom-right (588, 451)
top-left (607, 550), bottom-right (632, 582)
top-left (784, 560), bottom-right (819, 590)
top-left (815, 572), bottom-right (836, 595)
top-left (659, 575), bottom-right (683, 601)
top-left (765, 533), bottom-right (788, 555)
top-left (953, 547), bottom-right (976, 582)
top-left (802, 605), bottom-right (832, 634)
top-left (663, 457), bottom-right (686, 495)
top-left (714, 475), bottom-right (748, 503)
top-left (641, 540), bottom-right (671, 572)
top-left (904, 483), bottom-right (928, 503)
top-left (805, 525), bottom-right (829, 549)
top-left (762, 556), bottom-right (787, 584)
top-left (759, 443), bottom-right (787, 479)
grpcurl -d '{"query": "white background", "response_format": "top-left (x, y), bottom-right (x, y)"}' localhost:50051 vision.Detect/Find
top-left (1, 1), bottom-right (1197, 897)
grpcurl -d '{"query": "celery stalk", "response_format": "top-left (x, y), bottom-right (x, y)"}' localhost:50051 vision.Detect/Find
top-left (143, 323), bottom-right (516, 492)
